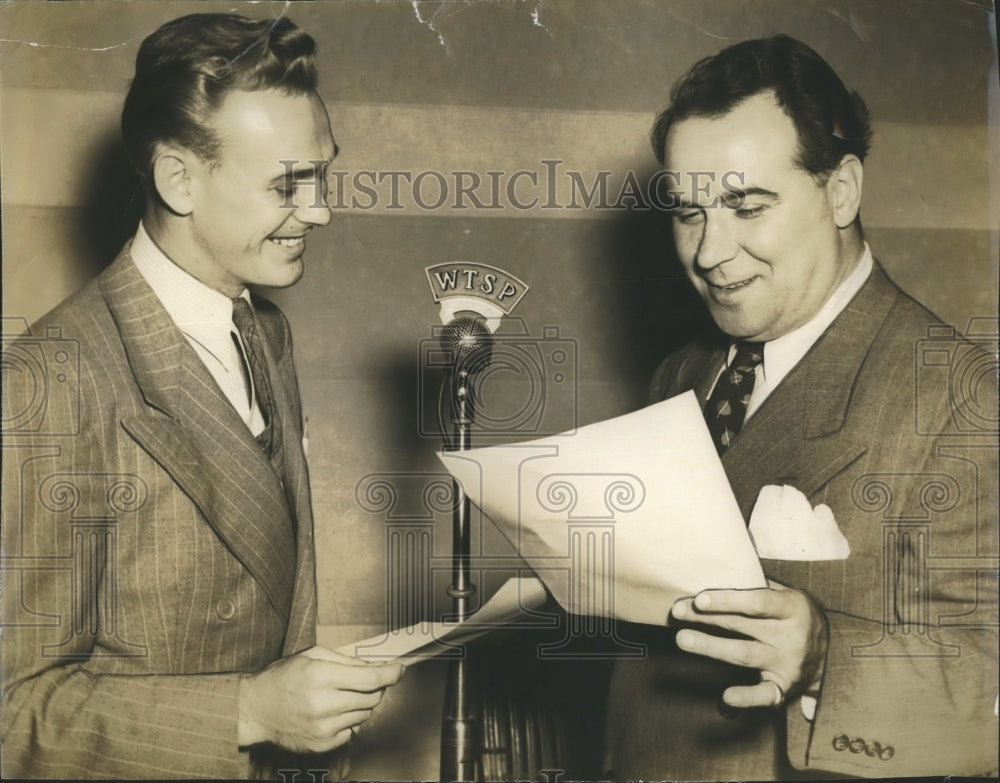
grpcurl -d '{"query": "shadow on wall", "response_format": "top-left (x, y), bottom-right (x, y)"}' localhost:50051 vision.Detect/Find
top-left (75, 131), bottom-right (144, 273)
top-left (602, 171), bottom-right (715, 394)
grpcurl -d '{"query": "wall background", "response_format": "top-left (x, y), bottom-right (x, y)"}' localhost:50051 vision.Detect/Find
top-left (2, 0), bottom-right (998, 777)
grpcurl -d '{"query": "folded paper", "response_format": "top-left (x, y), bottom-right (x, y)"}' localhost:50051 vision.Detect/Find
top-left (748, 484), bottom-right (850, 560)
top-left (336, 576), bottom-right (549, 663)
top-left (438, 390), bottom-right (766, 627)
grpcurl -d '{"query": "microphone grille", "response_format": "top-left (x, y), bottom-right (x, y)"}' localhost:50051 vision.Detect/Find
top-left (441, 315), bottom-right (494, 373)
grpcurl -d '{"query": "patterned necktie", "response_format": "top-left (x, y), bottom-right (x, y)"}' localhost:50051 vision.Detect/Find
top-left (704, 340), bottom-right (764, 454)
top-left (231, 297), bottom-right (277, 457)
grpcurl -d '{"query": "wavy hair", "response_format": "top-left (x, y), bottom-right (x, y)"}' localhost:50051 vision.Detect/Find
top-left (121, 13), bottom-right (318, 177)
top-left (651, 35), bottom-right (872, 184)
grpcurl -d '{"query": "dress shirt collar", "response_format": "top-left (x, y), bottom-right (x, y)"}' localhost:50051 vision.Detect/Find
top-left (131, 222), bottom-right (251, 361)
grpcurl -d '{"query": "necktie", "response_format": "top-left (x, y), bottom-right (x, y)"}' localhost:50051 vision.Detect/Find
top-left (704, 340), bottom-right (764, 454)
top-left (232, 297), bottom-right (277, 457)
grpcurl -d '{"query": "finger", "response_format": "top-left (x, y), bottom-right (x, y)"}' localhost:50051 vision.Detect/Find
top-left (291, 724), bottom-right (356, 755)
top-left (672, 600), bottom-right (767, 638)
top-left (722, 680), bottom-right (786, 710)
top-left (692, 588), bottom-right (793, 619)
top-left (670, 597), bottom-right (695, 621)
top-left (300, 646), bottom-right (380, 665)
top-left (675, 628), bottom-right (768, 670)
top-left (318, 707), bottom-right (375, 738)
top-left (315, 660), bottom-right (404, 691)
top-left (322, 687), bottom-right (385, 715)
top-left (296, 685), bottom-right (384, 724)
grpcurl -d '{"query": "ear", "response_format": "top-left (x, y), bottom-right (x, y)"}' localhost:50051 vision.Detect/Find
top-left (150, 144), bottom-right (197, 216)
top-left (828, 154), bottom-right (863, 229)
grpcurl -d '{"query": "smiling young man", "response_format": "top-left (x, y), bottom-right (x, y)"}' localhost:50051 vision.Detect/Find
top-left (602, 35), bottom-right (998, 779)
top-left (1, 14), bottom-right (401, 779)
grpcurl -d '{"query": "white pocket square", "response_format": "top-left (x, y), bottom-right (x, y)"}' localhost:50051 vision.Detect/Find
top-left (748, 484), bottom-right (850, 561)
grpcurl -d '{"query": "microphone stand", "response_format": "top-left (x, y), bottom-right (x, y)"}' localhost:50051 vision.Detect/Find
top-left (440, 317), bottom-right (492, 782)
top-left (441, 366), bottom-right (477, 781)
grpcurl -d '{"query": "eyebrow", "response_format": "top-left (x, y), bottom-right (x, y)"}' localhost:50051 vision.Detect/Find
top-left (668, 187), bottom-right (779, 212)
top-left (724, 185), bottom-right (780, 202)
top-left (269, 158), bottom-right (334, 187)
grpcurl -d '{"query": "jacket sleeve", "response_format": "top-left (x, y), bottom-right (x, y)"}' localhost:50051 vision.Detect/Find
top-left (1, 342), bottom-right (254, 779)
top-left (785, 369), bottom-right (999, 776)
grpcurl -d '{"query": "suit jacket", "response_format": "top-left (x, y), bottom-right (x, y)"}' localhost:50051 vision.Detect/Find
top-left (603, 263), bottom-right (998, 779)
top-left (1, 246), bottom-right (321, 778)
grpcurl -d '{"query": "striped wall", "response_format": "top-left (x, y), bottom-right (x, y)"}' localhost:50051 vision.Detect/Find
top-left (2, 3), bottom-right (997, 775)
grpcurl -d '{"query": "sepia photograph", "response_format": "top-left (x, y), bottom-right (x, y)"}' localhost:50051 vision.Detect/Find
top-left (2, 1), bottom-right (997, 779)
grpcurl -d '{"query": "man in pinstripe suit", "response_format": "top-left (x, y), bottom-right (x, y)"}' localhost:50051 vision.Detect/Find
top-left (1, 14), bottom-right (401, 779)
top-left (603, 36), bottom-right (997, 779)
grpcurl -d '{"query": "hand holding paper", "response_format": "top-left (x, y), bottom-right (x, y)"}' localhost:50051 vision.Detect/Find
top-left (672, 581), bottom-right (829, 709)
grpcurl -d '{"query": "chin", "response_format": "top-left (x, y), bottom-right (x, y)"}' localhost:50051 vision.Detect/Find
top-left (711, 312), bottom-right (768, 341)
top-left (257, 261), bottom-right (305, 290)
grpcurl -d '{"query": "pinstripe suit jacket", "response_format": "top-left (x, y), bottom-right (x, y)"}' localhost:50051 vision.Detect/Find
top-left (604, 263), bottom-right (998, 779)
top-left (2, 246), bottom-right (321, 778)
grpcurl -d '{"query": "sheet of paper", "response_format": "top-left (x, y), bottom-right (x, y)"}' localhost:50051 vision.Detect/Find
top-left (336, 576), bottom-right (549, 663)
top-left (438, 390), bottom-right (766, 627)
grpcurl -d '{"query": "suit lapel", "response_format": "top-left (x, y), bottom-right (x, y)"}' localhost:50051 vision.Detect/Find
top-left (251, 300), bottom-right (319, 653)
top-left (721, 265), bottom-right (902, 517)
top-left (101, 250), bottom-right (296, 622)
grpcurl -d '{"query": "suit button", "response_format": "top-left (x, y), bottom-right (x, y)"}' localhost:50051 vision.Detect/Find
top-left (879, 745), bottom-right (895, 761)
top-left (832, 734), bottom-right (849, 751)
top-left (216, 598), bottom-right (236, 621)
top-left (865, 741), bottom-right (881, 757)
top-left (849, 737), bottom-right (866, 753)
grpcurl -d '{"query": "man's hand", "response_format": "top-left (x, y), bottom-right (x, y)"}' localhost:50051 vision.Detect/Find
top-left (671, 580), bottom-right (828, 709)
top-left (237, 646), bottom-right (404, 753)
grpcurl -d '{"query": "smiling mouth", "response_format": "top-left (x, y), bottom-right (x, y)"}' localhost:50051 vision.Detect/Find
top-left (709, 276), bottom-right (757, 292)
top-left (269, 236), bottom-right (305, 248)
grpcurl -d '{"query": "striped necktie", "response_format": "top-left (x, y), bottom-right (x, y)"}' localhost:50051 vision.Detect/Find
top-left (704, 341), bottom-right (764, 454)
top-left (231, 297), bottom-right (278, 457)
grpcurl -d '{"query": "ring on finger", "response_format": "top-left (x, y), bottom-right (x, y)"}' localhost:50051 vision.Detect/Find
top-left (765, 679), bottom-right (785, 708)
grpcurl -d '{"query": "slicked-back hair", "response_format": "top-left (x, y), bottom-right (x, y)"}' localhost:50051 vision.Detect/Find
top-left (121, 13), bottom-right (318, 177)
top-left (651, 34), bottom-right (872, 183)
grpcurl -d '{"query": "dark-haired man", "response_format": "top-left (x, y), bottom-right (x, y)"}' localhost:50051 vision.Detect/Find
top-left (1, 14), bottom-right (401, 779)
top-left (603, 35), bottom-right (997, 779)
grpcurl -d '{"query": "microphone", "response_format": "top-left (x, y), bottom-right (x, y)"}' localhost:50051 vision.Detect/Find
top-left (425, 262), bottom-right (529, 782)
top-left (440, 313), bottom-right (494, 375)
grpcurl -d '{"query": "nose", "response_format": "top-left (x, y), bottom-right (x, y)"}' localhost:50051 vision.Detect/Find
top-left (294, 178), bottom-right (332, 227)
top-left (694, 211), bottom-right (739, 271)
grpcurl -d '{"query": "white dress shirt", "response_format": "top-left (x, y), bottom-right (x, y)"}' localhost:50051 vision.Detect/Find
top-left (131, 222), bottom-right (266, 436)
